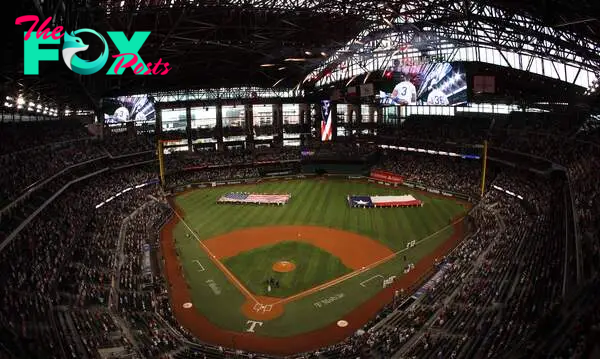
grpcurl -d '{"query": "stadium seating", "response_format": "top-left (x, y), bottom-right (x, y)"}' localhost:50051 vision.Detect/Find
top-left (0, 115), bottom-right (599, 359)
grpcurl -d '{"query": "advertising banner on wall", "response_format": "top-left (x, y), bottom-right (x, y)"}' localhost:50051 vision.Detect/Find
top-left (370, 170), bottom-right (404, 184)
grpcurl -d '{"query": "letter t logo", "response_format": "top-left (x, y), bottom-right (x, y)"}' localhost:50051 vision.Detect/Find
top-left (245, 320), bottom-right (263, 333)
top-left (23, 32), bottom-right (59, 75)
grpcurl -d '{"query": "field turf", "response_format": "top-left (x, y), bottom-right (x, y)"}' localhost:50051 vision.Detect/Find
top-left (177, 179), bottom-right (465, 251)
top-left (223, 241), bottom-right (352, 298)
top-left (170, 178), bottom-right (467, 336)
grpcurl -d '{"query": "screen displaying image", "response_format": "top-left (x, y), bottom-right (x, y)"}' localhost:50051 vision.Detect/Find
top-left (379, 62), bottom-right (467, 106)
top-left (321, 100), bottom-right (332, 141)
top-left (102, 94), bottom-right (156, 125)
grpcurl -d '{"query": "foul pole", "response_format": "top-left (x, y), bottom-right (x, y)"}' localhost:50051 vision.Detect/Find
top-left (158, 140), bottom-right (166, 186)
top-left (481, 140), bottom-right (488, 198)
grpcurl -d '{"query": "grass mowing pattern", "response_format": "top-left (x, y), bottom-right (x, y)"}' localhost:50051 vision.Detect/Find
top-left (176, 179), bottom-right (466, 252)
top-left (171, 179), bottom-right (468, 336)
top-left (222, 241), bottom-right (353, 298)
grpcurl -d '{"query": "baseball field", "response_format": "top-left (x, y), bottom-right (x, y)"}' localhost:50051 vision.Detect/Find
top-left (160, 178), bottom-right (469, 355)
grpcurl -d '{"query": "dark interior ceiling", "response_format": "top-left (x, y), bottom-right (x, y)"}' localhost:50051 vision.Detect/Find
top-left (97, 6), bottom-right (368, 93)
top-left (3, 0), bottom-right (600, 109)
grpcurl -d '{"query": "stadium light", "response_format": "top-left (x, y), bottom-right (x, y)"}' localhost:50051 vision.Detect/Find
top-left (29, 102), bottom-right (34, 107)
top-left (4, 102), bottom-right (11, 107)
top-left (17, 104), bottom-right (23, 109)
top-left (6, 96), bottom-right (12, 101)
top-left (17, 97), bottom-right (25, 105)
top-left (304, 51), bottom-right (312, 55)
top-left (260, 64), bottom-right (276, 67)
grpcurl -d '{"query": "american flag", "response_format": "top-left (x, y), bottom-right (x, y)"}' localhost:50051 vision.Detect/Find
top-left (218, 192), bottom-right (291, 204)
top-left (321, 100), bottom-right (332, 141)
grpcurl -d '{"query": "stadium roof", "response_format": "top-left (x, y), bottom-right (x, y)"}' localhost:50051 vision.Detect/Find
top-left (4, 0), bottom-right (600, 109)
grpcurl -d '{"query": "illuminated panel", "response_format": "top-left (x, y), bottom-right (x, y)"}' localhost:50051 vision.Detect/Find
top-left (222, 105), bottom-right (246, 143)
top-left (253, 104), bottom-right (273, 140)
top-left (161, 108), bottom-right (186, 132)
top-left (320, 100), bottom-right (333, 141)
top-left (379, 62), bottom-right (467, 106)
top-left (191, 106), bottom-right (217, 129)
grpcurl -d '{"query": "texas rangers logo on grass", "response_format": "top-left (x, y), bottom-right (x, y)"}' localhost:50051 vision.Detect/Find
top-left (15, 15), bottom-right (172, 75)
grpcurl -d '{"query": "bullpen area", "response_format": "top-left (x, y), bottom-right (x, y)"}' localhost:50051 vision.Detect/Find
top-left (160, 178), bottom-right (469, 355)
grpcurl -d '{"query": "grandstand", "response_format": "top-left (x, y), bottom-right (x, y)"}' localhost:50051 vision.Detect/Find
top-left (1, 0), bottom-right (599, 358)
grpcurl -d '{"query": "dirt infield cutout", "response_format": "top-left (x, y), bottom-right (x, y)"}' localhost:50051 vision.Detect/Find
top-left (272, 260), bottom-right (296, 273)
top-left (206, 226), bottom-right (394, 321)
top-left (203, 226), bottom-right (394, 270)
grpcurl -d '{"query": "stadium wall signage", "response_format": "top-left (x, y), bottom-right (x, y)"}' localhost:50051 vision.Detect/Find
top-left (16, 15), bottom-right (172, 76)
top-left (369, 170), bottom-right (404, 184)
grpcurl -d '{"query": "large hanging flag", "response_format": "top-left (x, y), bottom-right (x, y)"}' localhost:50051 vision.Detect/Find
top-left (321, 100), bottom-right (332, 141)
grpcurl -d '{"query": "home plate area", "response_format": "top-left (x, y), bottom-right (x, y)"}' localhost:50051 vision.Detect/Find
top-left (253, 303), bottom-right (273, 313)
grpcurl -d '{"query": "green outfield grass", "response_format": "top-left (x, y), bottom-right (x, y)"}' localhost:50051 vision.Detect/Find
top-left (171, 178), bottom-right (468, 336)
top-left (222, 241), bottom-right (352, 298)
top-left (176, 179), bottom-right (466, 251)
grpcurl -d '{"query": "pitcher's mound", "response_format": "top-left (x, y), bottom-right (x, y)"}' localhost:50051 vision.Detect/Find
top-left (272, 260), bottom-right (296, 273)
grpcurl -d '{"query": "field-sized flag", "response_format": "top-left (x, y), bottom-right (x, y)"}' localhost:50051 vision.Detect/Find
top-left (370, 195), bottom-right (422, 207)
top-left (348, 195), bottom-right (422, 208)
top-left (218, 192), bottom-right (291, 205)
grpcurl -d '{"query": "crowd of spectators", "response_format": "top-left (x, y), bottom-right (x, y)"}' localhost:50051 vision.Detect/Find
top-left (489, 116), bottom-right (600, 279)
top-left (1, 113), bottom-right (599, 359)
top-left (0, 165), bottom-right (160, 359)
top-left (0, 121), bottom-right (89, 155)
top-left (0, 122), bottom-right (157, 209)
top-left (375, 151), bottom-right (484, 199)
top-left (166, 167), bottom-right (260, 188)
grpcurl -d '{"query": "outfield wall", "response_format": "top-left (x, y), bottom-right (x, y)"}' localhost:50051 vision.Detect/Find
top-left (166, 173), bottom-right (473, 203)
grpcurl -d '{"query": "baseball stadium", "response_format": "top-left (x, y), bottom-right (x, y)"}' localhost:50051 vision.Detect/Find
top-left (1, 0), bottom-right (600, 358)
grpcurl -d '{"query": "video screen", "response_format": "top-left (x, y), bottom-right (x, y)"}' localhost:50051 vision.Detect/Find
top-left (379, 62), bottom-right (467, 106)
top-left (102, 94), bottom-right (156, 125)
top-left (321, 100), bottom-right (332, 141)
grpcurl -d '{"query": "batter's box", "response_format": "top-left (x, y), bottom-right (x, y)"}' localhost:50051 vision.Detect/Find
top-left (253, 303), bottom-right (273, 313)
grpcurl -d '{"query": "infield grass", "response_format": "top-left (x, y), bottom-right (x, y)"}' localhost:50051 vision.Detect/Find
top-left (223, 241), bottom-right (353, 298)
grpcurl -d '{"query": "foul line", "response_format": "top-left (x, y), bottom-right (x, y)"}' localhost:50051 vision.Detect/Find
top-left (360, 275), bottom-right (384, 287)
top-left (173, 210), bottom-right (260, 305)
top-left (270, 217), bottom-right (465, 306)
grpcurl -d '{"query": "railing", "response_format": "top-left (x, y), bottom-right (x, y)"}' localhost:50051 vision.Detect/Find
top-left (0, 156), bottom-right (158, 254)
top-left (0, 150), bottom-right (154, 219)
top-left (0, 155), bottom-right (109, 218)
top-left (0, 168), bottom-right (110, 253)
